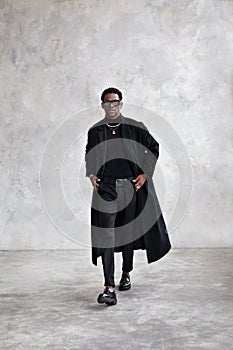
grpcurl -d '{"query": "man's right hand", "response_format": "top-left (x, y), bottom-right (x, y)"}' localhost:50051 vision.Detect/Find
top-left (90, 175), bottom-right (101, 191)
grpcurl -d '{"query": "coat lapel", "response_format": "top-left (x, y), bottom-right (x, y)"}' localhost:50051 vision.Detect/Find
top-left (96, 122), bottom-right (108, 176)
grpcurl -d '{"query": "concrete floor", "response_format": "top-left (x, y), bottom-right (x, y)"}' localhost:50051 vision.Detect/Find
top-left (0, 248), bottom-right (233, 350)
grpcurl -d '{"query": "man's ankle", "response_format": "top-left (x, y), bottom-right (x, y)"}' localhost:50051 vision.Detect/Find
top-left (106, 286), bottom-right (115, 292)
top-left (122, 272), bottom-right (130, 276)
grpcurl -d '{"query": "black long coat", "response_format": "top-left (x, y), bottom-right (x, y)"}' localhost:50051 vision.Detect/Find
top-left (85, 115), bottom-right (171, 266)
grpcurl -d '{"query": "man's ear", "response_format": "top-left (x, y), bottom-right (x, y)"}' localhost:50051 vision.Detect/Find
top-left (101, 103), bottom-right (104, 110)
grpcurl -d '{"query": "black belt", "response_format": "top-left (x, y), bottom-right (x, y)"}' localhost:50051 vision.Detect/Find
top-left (101, 176), bottom-right (134, 185)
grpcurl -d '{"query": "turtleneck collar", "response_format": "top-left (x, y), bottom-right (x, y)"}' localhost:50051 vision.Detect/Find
top-left (104, 114), bottom-right (123, 124)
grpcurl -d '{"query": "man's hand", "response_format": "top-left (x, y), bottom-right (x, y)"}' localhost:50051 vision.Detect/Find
top-left (90, 175), bottom-right (101, 191)
top-left (133, 174), bottom-right (147, 191)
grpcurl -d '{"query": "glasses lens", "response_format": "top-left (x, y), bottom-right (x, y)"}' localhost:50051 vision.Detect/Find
top-left (103, 100), bottom-right (120, 106)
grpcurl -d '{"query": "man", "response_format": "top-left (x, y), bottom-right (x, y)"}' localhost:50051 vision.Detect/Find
top-left (85, 87), bottom-right (171, 306)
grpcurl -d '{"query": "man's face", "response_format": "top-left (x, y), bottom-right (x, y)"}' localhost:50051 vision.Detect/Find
top-left (101, 93), bottom-right (123, 119)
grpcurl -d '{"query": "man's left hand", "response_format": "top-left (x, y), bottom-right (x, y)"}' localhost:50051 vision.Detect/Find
top-left (133, 174), bottom-right (147, 191)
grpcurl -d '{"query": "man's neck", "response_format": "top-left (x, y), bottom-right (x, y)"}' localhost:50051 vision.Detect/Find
top-left (105, 114), bottom-right (122, 124)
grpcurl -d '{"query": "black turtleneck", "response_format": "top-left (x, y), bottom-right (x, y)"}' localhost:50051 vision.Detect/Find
top-left (100, 114), bottom-right (135, 179)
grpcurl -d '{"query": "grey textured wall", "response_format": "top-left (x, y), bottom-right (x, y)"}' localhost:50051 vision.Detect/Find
top-left (1, 0), bottom-right (233, 249)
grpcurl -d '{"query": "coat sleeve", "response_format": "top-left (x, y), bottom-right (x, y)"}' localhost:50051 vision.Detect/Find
top-left (85, 128), bottom-right (97, 177)
top-left (140, 123), bottom-right (159, 178)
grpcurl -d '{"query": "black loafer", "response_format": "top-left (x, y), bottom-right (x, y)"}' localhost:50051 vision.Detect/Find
top-left (97, 287), bottom-right (117, 305)
top-left (119, 273), bottom-right (131, 291)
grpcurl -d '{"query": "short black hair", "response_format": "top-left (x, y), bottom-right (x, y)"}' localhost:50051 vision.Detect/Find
top-left (101, 87), bottom-right (123, 102)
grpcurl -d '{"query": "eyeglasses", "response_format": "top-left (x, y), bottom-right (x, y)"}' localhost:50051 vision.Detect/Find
top-left (102, 100), bottom-right (121, 106)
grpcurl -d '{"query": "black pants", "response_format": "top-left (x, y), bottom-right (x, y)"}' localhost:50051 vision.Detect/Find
top-left (97, 178), bottom-right (136, 287)
top-left (102, 242), bottom-right (134, 287)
